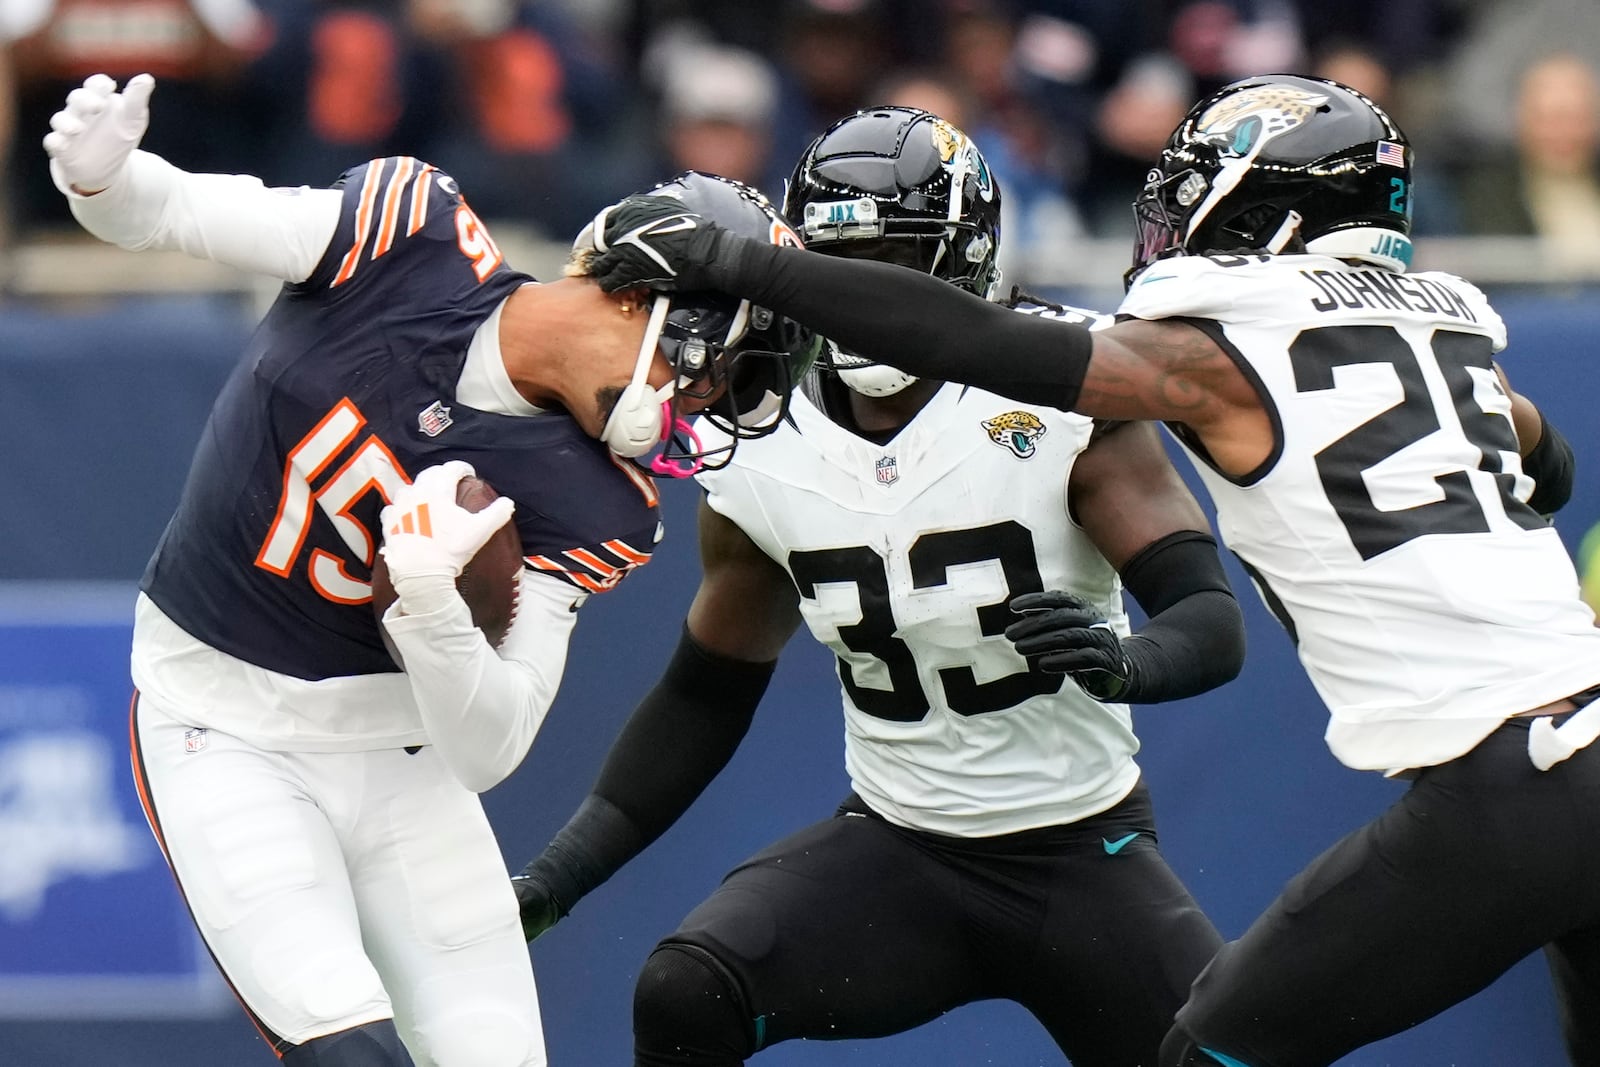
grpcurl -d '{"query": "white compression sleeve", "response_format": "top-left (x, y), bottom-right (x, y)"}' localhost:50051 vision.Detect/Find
top-left (58, 149), bottom-right (342, 283)
top-left (381, 570), bottom-right (582, 793)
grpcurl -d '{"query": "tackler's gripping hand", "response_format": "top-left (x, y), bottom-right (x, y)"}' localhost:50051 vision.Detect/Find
top-left (1007, 590), bottom-right (1134, 702)
top-left (43, 73), bottom-right (156, 195)
top-left (379, 460), bottom-right (515, 608)
top-left (579, 194), bottom-right (727, 293)
top-left (511, 872), bottom-right (566, 943)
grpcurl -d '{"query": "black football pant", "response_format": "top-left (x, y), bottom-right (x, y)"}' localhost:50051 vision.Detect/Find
top-left (633, 782), bottom-right (1220, 1066)
top-left (1163, 718), bottom-right (1600, 1067)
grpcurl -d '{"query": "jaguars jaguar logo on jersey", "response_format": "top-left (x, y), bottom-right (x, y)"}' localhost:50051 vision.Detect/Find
top-left (983, 411), bottom-right (1047, 459)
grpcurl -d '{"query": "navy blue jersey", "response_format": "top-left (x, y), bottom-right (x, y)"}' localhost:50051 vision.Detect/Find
top-left (143, 158), bottom-right (661, 681)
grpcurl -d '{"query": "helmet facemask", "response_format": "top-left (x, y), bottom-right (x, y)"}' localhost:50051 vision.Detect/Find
top-left (1128, 166), bottom-right (1207, 285)
top-left (628, 292), bottom-right (818, 477)
top-left (684, 297), bottom-right (820, 470)
top-left (600, 171), bottom-right (818, 476)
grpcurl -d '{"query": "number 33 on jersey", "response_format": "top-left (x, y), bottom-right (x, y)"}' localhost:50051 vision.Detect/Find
top-left (698, 384), bottom-right (1140, 837)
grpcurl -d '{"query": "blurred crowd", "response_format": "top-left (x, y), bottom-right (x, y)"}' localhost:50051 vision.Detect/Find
top-left (3, 0), bottom-right (1600, 282)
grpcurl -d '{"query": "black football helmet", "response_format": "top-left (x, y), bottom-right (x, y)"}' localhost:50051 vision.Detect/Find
top-left (785, 105), bottom-right (1002, 296)
top-left (784, 106), bottom-right (1002, 397)
top-left (1129, 74), bottom-right (1414, 287)
top-left (596, 171), bottom-right (821, 475)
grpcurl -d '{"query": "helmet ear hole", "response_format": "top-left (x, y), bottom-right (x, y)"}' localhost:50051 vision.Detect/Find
top-left (1230, 203), bottom-right (1287, 242)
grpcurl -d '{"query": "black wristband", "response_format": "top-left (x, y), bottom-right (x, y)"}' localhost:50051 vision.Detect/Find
top-left (717, 237), bottom-right (1093, 411)
top-left (1523, 410), bottom-right (1575, 516)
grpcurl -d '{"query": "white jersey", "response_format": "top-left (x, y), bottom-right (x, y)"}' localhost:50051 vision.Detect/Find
top-left (1120, 253), bottom-right (1600, 771)
top-left (697, 382), bottom-right (1140, 837)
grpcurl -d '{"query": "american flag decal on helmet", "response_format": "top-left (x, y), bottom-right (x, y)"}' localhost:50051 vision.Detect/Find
top-left (1375, 141), bottom-right (1406, 167)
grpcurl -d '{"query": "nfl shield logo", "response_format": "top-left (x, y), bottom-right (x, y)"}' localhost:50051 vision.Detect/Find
top-left (874, 455), bottom-right (899, 486)
top-left (418, 400), bottom-right (453, 437)
top-left (183, 728), bottom-right (207, 754)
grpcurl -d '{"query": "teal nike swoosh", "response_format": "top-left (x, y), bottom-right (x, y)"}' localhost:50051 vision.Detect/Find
top-left (1102, 832), bottom-right (1140, 855)
top-left (1200, 1048), bottom-right (1256, 1067)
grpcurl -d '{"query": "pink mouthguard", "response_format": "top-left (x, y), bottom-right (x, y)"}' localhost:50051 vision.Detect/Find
top-left (647, 400), bottom-right (705, 478)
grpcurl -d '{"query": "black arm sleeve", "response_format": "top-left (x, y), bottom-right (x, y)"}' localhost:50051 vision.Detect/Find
top-left (1116, 530), bottom-right (1247, 704)
top-left (1523, 409), bottom-right (1575, 516)
top-left (710, 237), bottom-right (1094, 411)
top-left (517, 627), bottom-right (774, 914)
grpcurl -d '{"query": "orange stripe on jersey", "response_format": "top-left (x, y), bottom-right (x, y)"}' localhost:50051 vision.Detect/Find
top-left (603, 539), bottom-right (651, 565)
top-left (331, 159), bottom-right (387, 288)
top-left (607, 453), bottom-right (660, 508)
top-left (408, 164), bottom-right (437, 236)
top-left (525, 553), bottom-right (608, 593)
top-left (564, 547), bottom-right (622, 582)
top-left (371, 156), bottom-right (417, 260)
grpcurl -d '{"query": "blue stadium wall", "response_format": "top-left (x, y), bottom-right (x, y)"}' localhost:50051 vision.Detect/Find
top-left (0, 290), bottom-right (1591, 1066)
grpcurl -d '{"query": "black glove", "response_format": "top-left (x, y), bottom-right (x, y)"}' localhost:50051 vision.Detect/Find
top-left (583, 194), bottom-right (727, 293)
top-left (1006, 590), bottom-right (1134, 701)
top-left (511, 871), bottom-right (566, 942)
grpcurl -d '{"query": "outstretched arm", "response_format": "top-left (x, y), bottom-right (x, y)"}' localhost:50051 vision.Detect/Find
top-left (44, 74), bottom-right (340, 282)
top-left (583, 196), bottom-right (1253, 430)
top-left (513, 497), bottom-right (803, 939)
top-left (1008, 420), bottom-right (1245, 703)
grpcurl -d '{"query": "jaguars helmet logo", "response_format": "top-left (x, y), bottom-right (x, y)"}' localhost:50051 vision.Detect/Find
top-left (1196, 84), bottom-right (1328, 157)
top-left (931, 118), bottom-right (995, 202)
top-left (982, 411), bottom-right (1046, 459)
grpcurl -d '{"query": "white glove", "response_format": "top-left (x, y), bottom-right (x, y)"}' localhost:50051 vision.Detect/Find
top-left (43, 73), bottom-right (156, 195)
top-left (380, 461), bottom-right (516, 615)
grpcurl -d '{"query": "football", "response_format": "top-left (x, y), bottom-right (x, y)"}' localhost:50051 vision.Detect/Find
top-left (371, 474), bottom-right (523, 659)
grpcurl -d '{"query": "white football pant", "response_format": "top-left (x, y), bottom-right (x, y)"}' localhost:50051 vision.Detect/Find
top-left (131, 694), bottom-right (545, 1065)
